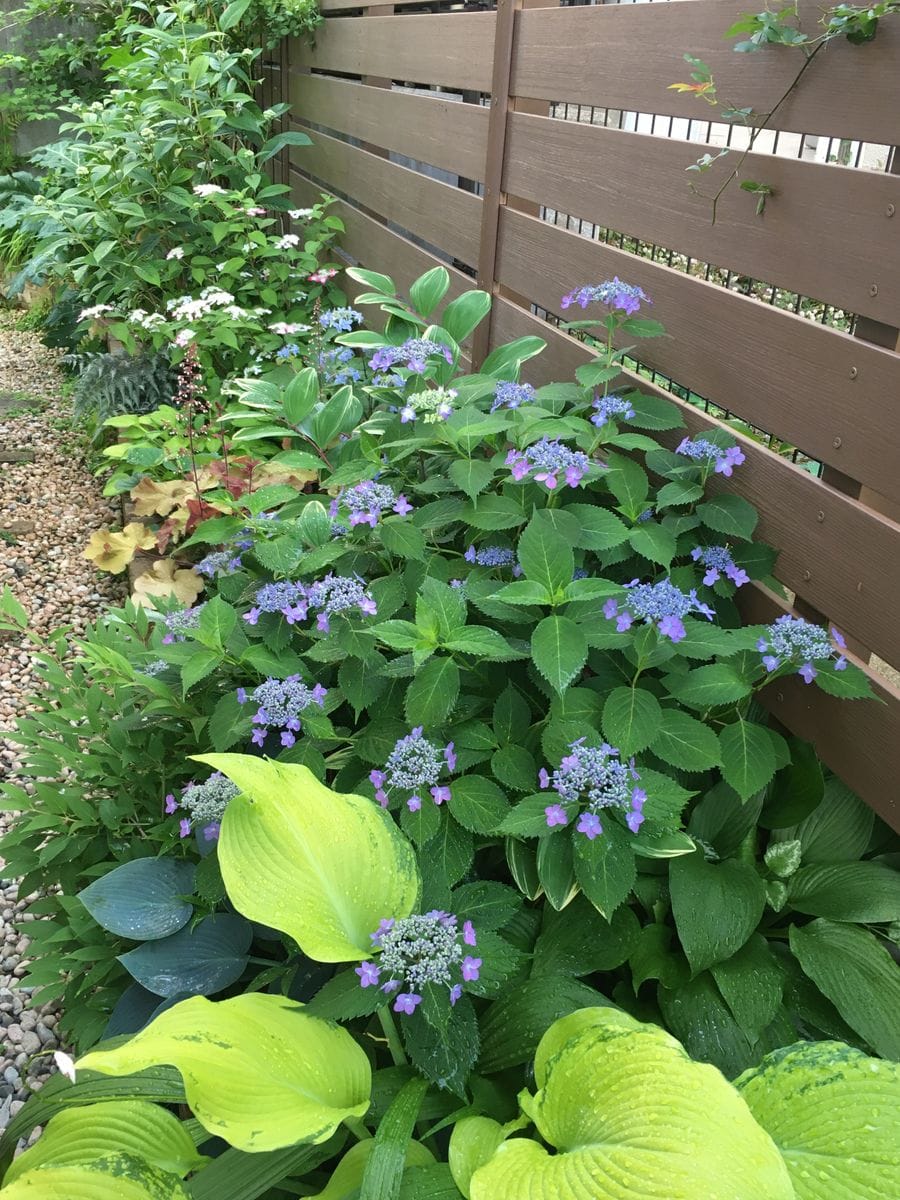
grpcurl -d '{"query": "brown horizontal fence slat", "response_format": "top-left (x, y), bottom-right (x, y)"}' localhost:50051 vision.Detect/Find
top-left (503, 114), bottom-right (900, 327)
top-left (290, 13), bottom-right (496, 93)
top-left (490, 296), bottom-right (900, 673)
top-left (288, 75), bottom-right (489, 182)
top-left (495, 208), bottom-right (900, 505)
top-left (290, 172), bottom-right (474, 302)
top-left (290, 129), bottom-right (482, 267)
top-left (513, 0), bottom-right (900, 145)
top-left (320, 0), bottom-right (443, 9)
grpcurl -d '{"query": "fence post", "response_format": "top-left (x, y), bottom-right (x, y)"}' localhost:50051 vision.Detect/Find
top-left (472, 0), bottom-right (557, 367)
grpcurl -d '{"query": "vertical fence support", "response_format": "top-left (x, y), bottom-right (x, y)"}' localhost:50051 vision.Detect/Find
top-left (471, 0), bottom-right (519, 369)
top-left (472, 0), bottom-right (558, 368)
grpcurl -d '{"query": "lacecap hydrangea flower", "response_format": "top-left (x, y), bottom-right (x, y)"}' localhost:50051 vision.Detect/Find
top-left (540, 739), bottom-right (645, 838)
top-left (400, 387), bottom-right (457, 423)
top-left (691, 545), bottom-right (750, 588)
top-left (318, 307), bottom-right (363, 332)
top-left (317, 346), bottom-right (361, 385)
top-left (464, 544), bottom-right (522, 574)
top-left (355, 911), bottom-right (480, 1013)
top-left (603, 578), bottom-right (715, 643)
top-left (676, 437), bottom-right (745, 478)
top-left (370, 727), bottom-right (456, 811)
top-left (369, 338), bottom-right (453, 374)
top-left (194, 549), bottom-right (242, 578)
top-left (490, 381), bottom-right (536, 412)
top-left (167, 772), bottom-right (239, 842)
top-left (161, 604), bottom-right (205, 644)
top-left (506, 438), bottom-right (592, 490)
top-left (330, 480), bottom-right (412, 527)
top-left (237, 676), bottom-right (327, 748)
top-left (757, 615), bottom-right (847, 684)
top-left (592, 394), bottom-right (635, 427)
top-left (561, 279), bottom-right (651, 315)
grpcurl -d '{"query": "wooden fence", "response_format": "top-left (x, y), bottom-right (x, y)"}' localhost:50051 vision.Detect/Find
top-left (265, 0), bottom-right (900, 828)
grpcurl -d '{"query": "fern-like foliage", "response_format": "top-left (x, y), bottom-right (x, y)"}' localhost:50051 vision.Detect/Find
top-left (64, 350), bottom-right (175, 423)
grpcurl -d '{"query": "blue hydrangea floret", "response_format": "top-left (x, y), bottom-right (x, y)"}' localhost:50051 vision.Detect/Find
top-left (691, 545), bottom-right (750, 588)
top-left (355, 910), bottom-right (480, 1013)
top-left (539, 739), bottom-right (646, 838)
top-left (506, 438), bottom-right (593, 490)
top-left (369, 338), bottom-right (453, 374)
top-left (603, 578), bottom-right (715, 643)
top-left (490, 381), bottom-right (536, 412)
top-left (238, 676), bottom-right (327, 748)
top-left (561, 279), bottom-right (651, 315)
top-left (370, 727), bottom-right (456, 811)
top-left (676, 437), bottom-right (745, 478)
top-left (592, 394), bottom-right (636, 427)
top-left (757, 615), bottom-right (847, 684)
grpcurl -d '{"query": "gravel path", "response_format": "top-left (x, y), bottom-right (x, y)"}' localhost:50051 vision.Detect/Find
top-left (0, 312), bottom-right (125, 1131)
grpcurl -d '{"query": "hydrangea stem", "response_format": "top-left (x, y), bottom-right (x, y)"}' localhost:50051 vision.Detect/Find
top-left (378, 1006), bottom-right (408, 1066)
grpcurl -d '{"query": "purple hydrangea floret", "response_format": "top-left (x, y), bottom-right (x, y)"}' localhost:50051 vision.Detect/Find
top-left (506, 438), bottom-right (593, 490)
top-left (355, 910), bottom-right (480, 1012)
top-left (592, 394), bottom-right (636, 427)
top-left (370, 727), bottom-right (456, 811)
top-left (603, 578), bottom-right (715, 643)
top-left (691, 545), bottom-right (750, 588)
top-left (161, 604), bottom-right (205, 644)
top-left (490, 381), bottom-right (536, 412)
top-left (239, 675), bottom-right (327, 747)
top-left (331, 480), bottom-right (412, 527)
top-left (173, 772), bottom-right (239, 841)
top-left (194, 550), bottom-right (242, 578)
top-left (539, 739), bottom-right (646, 836)
top-left (464, 544), bottom-right (522, 574)
top-left (757, 615), bottom-right (847, 684)
top-left (369, 338), bottom-right (453, 374)
top-left (676, 437), bottom-right (745, 478)
top-left (561, 279), bottom-right (651, 315)
top-left (304, 573), bottom-right (378, 633)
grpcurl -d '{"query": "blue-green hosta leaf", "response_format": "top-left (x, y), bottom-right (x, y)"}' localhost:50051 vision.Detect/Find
top-left (0, 1155), bottom-right (191, 1200)
top-left (78, 858), bottom-right (195, 941)
top-left (4, 1101), bottom-right (205, 1185)
top-left (78, 994), bottom-right (371, 1152)
top-left (737, 1040), bottom-right (900, 1200)
top-left (199, 755), bottom-right (420, 961)
top-left (467, 1009), bottom-right (792, 1199)
top-left (117, 913), bottom-right (252, 998)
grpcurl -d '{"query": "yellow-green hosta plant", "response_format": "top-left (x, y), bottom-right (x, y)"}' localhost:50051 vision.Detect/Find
top-left (450, 1007), bottom-right (900, 1200)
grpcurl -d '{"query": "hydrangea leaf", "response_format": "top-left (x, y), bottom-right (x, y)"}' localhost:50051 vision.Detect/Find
top-left (0, 1156), bottom-right (192, 1200)
top-left (737, 1040), bottom-right (900, 1199)
top-left (469, 1009), bottom-right (793, 1200)
top-left (78, 994), bottom-right (372, 1152)
top-left (4, 1101), bottom-right (205, 1185)
top-left (197, 755), bottom-right (420, 961)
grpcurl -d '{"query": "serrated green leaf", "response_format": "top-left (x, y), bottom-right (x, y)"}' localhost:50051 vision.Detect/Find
top-left (601, 686), bottom-right (661, 755)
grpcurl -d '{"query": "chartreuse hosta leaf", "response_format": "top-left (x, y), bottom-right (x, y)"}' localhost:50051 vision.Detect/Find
top-left (78, 994), bottom-right (372, 1152)
top-left (462, 1007), bottom-right (793, 1200)
top-left (197, 754), bottom-right (420, 961)
top-left (4, 1100), bottom-right (205, 1186)
top-left (0, 1155), bottom-right (191, 1200)
top-left (737, 1040), bottom-right (900, 1200)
